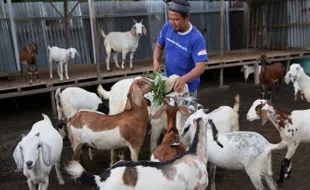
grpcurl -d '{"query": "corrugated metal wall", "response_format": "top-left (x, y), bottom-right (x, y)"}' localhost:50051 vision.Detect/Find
top-left (249, 0), bottom-right (310, 50)
top-left (0, 0), bottom-right (245, 73)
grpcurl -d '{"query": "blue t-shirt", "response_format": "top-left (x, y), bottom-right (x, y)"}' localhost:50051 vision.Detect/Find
top-left (157, 22), bottom-right (208, 92)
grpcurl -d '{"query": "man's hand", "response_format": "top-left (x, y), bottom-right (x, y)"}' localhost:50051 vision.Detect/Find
top-left (174, 76), bottom-right (186, 93)
top-left (153, 60), bottom-right (161, 72)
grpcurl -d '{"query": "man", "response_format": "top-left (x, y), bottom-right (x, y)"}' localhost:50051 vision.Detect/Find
top-left (153, 0), bottom-right (208, 97)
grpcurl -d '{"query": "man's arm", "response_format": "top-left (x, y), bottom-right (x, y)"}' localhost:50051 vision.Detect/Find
top-left (174, 61), bottom-right (206, 93)
top-left (153, 42), bottom-right (164, 72)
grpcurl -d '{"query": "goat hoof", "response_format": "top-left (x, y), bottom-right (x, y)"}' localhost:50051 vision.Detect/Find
top-left (276, 179), bottom-right (284, 187)
top-left (59, 179), bottom-right (65, 185)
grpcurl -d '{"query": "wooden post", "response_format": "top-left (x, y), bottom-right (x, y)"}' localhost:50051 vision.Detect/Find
top-left (64, 0), bottom-right (70, 49)
top-left (220, 0), bottom-right (224, 87)
top-left (7, 0), bottom-right (20, 71)
top-left (88, 0), bottom-right (100, 81)
top-left (254, 60), bottom-right (259, 85)
top-left (51, 90), bottom-right (57, 117)
top-left (281, 0), bottom-right (285, 50)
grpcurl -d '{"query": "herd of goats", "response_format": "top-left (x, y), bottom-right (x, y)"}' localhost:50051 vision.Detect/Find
top-left (19, 19), bottom-right (148, 85)
top-left (11, 15), bottom-right (310, 190)
top-left (11, 54), bottom-right (310, 190)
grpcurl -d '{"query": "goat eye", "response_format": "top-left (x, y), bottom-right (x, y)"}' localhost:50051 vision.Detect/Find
top-left (37, 144), bottom-right (41, 148)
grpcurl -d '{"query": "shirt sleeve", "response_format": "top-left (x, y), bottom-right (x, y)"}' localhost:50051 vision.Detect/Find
top-left (157, 22), bottom-right (170, 47)
top-left (191, 35), bottom-right (208, 64)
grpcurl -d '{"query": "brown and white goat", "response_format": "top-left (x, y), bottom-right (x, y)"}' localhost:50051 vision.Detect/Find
top-left (66, 118), bottom-right (221, 190)
top-left (66, 77), bottom-right (153, 165)
top-left (150, 97), bottom-right (190, 162)
top-left (259, 54), bottom-right (285, 101)
top-left (19, 42), bottom-right (40, 84)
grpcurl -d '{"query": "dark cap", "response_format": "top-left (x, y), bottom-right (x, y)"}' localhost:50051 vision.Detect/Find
top-left (165, 0), bottom-right (191, 13)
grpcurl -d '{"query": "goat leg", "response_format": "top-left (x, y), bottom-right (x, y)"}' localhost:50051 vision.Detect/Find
top-left (27, 178), bottom-right (36, 190)
top-left (121, 50), bottom-right (129, 69)
top-left (268, 84), bottom-right (272, 101)
top-left (112, 52), bottom-right (120, 68)
top-left (275, 82), bottom-right (280, 100)
top-left (130, 51), bottom-right (135, 70)
top-left (261, 84), bottom-right (265, 99)
top-left (28, 67), bottom-right (32, 85)
top-left (20, 63), bottom-right (24, 82)
top-left (65, 61), bottom-right (69, 80)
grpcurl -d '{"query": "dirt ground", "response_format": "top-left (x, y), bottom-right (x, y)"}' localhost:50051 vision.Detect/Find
top-left (1, 68), bottom-right (310, 190)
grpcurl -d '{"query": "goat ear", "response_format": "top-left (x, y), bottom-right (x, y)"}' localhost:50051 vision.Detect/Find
top-left (132, 85), bottom-right (143, 107)
top-left (260, 110), bottom-right (269, 126)
top-left (13, 142), bottom-right (24, 169)
top-left (143, 26), bottom-right (147, 36)
top-left (41, 142), bottom-right (52, 167)
top-left (131, 25), bottom-right (137, 36)
top-left (152, 106), bottom-right (166, 119)
top-left (178, 106), bottom-right (190, 115)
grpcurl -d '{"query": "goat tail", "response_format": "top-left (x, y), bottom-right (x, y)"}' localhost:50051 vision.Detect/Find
top-left (55, 88), bottom-right (62, 108)
top-left (232, 94), bottom-right (240, 113)
top-left (269, 140), bottom-right (286, 151)
top-left (99, 29), bottom-right (106, 38)
top-left (97, 84), bottom-right (110, 100)
top-left (65, 161), bottom-right (99, 188)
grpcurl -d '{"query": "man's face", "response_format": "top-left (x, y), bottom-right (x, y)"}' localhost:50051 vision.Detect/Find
top-left (168, 10), bottom-right (189, 32)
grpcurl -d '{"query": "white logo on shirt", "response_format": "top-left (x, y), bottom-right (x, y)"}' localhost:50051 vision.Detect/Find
top-left (166, 37), bottom-right (188, 52)
top-left (198, 49), bottom-right (207, 56)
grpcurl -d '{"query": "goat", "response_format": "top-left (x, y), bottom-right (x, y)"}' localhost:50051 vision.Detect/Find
top-left (259, 55), bottom-right (285, 101)
top-left (13, 114), bottom-right (65, 190)
top-left (182, 108), bottom-right (285, 190)
top-left (19, 42), bottom-right (40, 85)
top-left (99, 19), bottom-right (147, 71)
top-left (178, 94), bottom-right (240, 139)
top-left (284, 74), bottom-right (305, 101)
top-left (240, 64), bottom-right (262, 84)
top-left (177, 95), bottom-right (239, 190)
top-left (66, 77), bottom-right (153, 166)
top-left (55, 86), bottom-right (109, 160)
top-left (150, 97), bottom-right (189, 162)
top-left (97, 74), bottom-right (190, 153)
top-left (285, 63), bottom-right (310, 103)
top-left (65, 117), bottom-right (221, 190)
top-left (55, 87), bottom-right (109, 121)
top-left (48, 45), bottom-right (79, 81)
top-left (247, 99), bottom-right (310, 185)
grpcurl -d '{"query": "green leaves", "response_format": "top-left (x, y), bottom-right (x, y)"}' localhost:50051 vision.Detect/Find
top-left (150, 71), bottom-right (166, 106)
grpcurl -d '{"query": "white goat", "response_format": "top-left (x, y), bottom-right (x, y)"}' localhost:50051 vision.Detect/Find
top-left (97, 74), bottom-right (190, 153)
top-left (48, 45), bottom-right (79, 81)
top-left (247, 99), bottom-right (310, 185)
top-left (13, 114), bottom-right (64, 190)
top-left (99, 19), bottom-right (147, 71)
top-left (182, 109), bottom-right (285, 190)
top-left (55, 87), bottom-right (109, 121)
top-left (284, 64), bottom-right (305, 101)
top-left (241, 64), bottom-right (262, 84)
top-left (65, 117), bottom-right (220, 190)
top-left (285, 63), bottom-right (310, 103)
